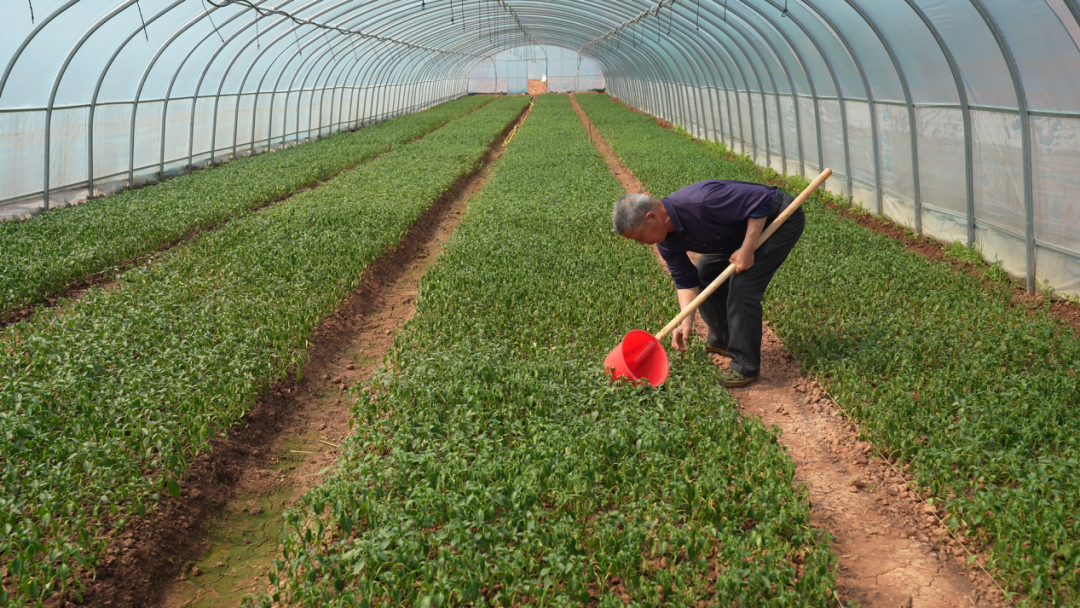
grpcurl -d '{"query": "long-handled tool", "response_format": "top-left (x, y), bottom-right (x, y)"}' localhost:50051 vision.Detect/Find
top-left (605, 168), bottom-right (833, 387)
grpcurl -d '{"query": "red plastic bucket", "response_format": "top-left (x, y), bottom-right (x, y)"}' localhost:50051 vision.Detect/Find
top-left (604, 329), bottom-right (670, 387)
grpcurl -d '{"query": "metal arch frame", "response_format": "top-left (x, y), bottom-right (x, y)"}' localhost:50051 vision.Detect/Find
top-left (684, 5), bottom-right (794, 175)
top-left (593, 10), bottom-right (744, 153)
top-left (234, 0), bottom-right (335, 157)
top-left (661, 3), bottom-right (768, 159)
top-left (209, 1), bottom-right (391, 162)
top-left (549, 4), bottom-right (708, 122)
top-left (737, 0), bottom-right (827, 177)
top-left (638, 4), bottom-right (758, 152)
top-left (618, 3), bottom-right (759, 157)
top-left (301, 3), bottom-right (468, 131)
top-left (756, 0), bottom-right (853, 198)
top-left (89, 0), bottom-right (204, 196)
top-left (3, 0), bottom-right (481, 206)
top-left (671, 4), bottom-right (772, 166)
top-left (274, 14), bottom-right (373, 149)
top-left (288, 21), bottom-right (369, 140)
top-left (597, 3), bottom-right (711, 130)
top-left (707, 4), bottom-right (806, 176)
top-left (146, 0), bottom-right (278, 182)
top-left (151, 0), bottom-right (282, 178)
top-left (968, 0), bottom-right (1036, 292)
top-left (2, 1), bottom-right (843, 206)
top-left (1061, 0), bottom-right (1080, 32)
top-left (181, 1), bottom-right (336, 167)
top-left (42, 0), bottom-right (182, 208)
top-left (902, 0), bottom-right (975, 248)
top-left (126, 0), bottom-right (483, 175)
top-left (231, 0), bottom-right (339, 157)
top-left (842, 1), bottom-right (923, 234)
top-left (0, 0), bottom-right (82, 100)
top-left (582, 5), bottom-right (691, 125)
top-left (796, 0), bottom-right (880, 209)
top-left (159, 0), bottom-right (288, 172)
top-left (589, 1), bottom-right (832, 178)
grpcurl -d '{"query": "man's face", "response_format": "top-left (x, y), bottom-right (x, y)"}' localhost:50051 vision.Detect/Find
top-left (621, 211), bottom-right (667, 245)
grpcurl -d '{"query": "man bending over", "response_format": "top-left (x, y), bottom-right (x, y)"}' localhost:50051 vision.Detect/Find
top-left (613, 180), bottom-right (804, 388)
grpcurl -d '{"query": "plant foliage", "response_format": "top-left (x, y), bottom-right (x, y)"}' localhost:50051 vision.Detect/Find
top-left (0, 96), bottom-right (528, 608)
top-left (0, 95), bottom-right (494, 318)
top-left (577, 92), bottom-right (1080, 606)
top-left (258, 94), bottom-right (836, 607)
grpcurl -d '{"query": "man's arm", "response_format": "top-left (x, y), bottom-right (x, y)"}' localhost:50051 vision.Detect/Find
top-left (729, 216), bottom-right (766, 273)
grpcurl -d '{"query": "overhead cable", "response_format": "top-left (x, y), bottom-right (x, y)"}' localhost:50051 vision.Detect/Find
top-left (578, 0), bottom-right (676, 54)
top-left (203, 0), bottom-right (482, 56)
top-left (136, 0), bottom-right (149, 41)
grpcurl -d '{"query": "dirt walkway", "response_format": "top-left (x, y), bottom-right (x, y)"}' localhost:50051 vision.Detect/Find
top-left (569, 93), bottom-right (1006, 608)
top-left (73, 102), bottom-right (530, 608)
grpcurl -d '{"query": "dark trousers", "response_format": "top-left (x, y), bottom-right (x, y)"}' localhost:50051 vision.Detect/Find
top-left (695, 193), bottom-right (804, 377)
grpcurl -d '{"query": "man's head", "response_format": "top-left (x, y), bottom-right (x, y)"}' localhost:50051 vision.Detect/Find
top-left (613, 193), bottom-right (670, 245)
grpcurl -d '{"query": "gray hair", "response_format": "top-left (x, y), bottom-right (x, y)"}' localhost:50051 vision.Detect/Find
top-left (612, 193), bottom-right (660, 234)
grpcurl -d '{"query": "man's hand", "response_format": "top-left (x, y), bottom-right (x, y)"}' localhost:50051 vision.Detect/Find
top-left (672, 287), bottom-right (699, 351)
top-left (732, 216), bottom-right (766, 273)
top-left (730, 246), bottom-right (755, 273)
top-left (671, 324), bottom-right (692, 351)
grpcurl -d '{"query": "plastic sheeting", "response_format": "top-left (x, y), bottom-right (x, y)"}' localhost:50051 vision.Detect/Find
top-left (2, 0), bottom-right (1080, 296)
top-left (468, 45), bottom-right (604, 93)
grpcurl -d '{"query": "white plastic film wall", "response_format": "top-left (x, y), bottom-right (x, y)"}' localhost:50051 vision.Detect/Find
top-left (468, 45), bottom-right (605, 93)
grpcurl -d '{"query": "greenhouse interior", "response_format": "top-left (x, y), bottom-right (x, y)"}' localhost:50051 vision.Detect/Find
top-left (2, 1), bottom-right (1079, 606)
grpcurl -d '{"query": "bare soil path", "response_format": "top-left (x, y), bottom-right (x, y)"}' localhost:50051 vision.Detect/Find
top-left (569, 93), bottom-right (1006, 608)
top-left (73, 102), bottom-right (531, 608)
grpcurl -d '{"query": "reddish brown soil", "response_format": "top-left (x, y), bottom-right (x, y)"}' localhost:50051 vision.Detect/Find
top-left (709, 328), bottom-right (1007, 608)
top-left (0, 101), bottom-right (495, 330)
top-left (71, 103), bottom-right (529, 608)
top-left (570, 93), bottom-right (1008, 607)
top-left (527, 79), bottom-right (547, 95)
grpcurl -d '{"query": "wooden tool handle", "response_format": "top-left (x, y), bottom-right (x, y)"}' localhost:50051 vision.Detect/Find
top-left (655, 168), bottom-right (832, 341)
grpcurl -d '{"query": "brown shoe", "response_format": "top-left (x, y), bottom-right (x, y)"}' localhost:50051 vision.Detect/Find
top-left (718, 368), bottom-right (758, 388)
top-left (705, 345), bottom-right (730, 357)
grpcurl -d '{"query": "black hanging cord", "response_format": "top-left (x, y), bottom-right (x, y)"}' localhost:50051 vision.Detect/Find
top-left (294, 27), bottom-right (303, 55)
top-left (450, 0), bottom-right (454, 23)
top-left (667, 1), bottom-right (674, 36)
top-left (255, 6), bottom-right (260, 48)
top-left (202, 0), bottom-right (226, 44)
top-left (695, 0), bottom-right (701, 31)
top-left (782, 0), bottom-right (789, 18)
top-left (723, 0), bottom-right (728, 22)
top-left (135, 1), bottom-right (149, 41)
top-left (27, 0), bottom-right (35, 24)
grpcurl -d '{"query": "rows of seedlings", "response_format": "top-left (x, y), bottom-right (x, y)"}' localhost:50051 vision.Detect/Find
top-left (0, 95), bottom-right (494, 318)
top-left (255, 94), bottom-right (837, 607)
top-left (576, 92), bottom-right (1080, 605)
top-left (0, 95), bottom-right (529, 608)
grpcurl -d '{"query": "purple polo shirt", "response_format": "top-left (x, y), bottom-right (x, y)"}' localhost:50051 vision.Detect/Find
top-left (656, 180), bottom-right (777, 289)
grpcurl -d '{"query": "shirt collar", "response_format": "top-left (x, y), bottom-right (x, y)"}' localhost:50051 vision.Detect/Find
top-left (661, 197), bottom-right (684, 234)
